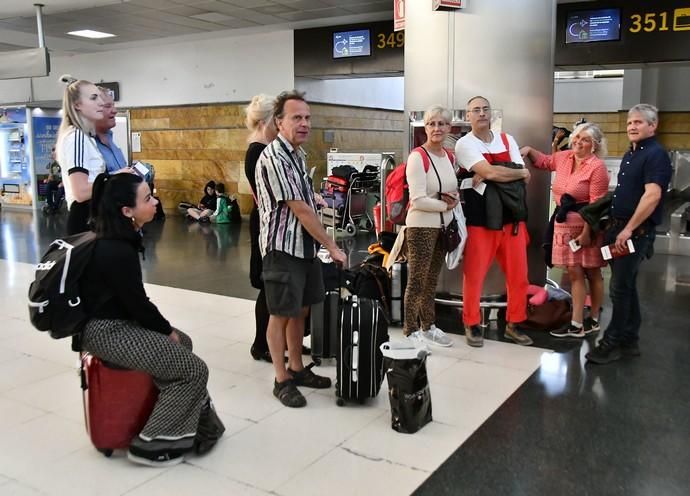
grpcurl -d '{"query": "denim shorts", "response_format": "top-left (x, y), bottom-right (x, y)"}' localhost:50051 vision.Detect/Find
top-left (262, 250), bottom-right (325, 317)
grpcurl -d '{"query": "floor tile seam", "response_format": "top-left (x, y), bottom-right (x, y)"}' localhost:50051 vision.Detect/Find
top-left (0, 478), bottom-right (43, 494)
top-left (459, 357), bottom-right (545, 373)
top-left (340, 445), bottom-right (433, 474)
top-left (0, 392), bottom-right (56, 419)
top-left (337, 417), bottom-right (475, 471)
top-left (430, 371), bottom-right (535, 395)
top-left (333, 409), bottom-right (389, 447)
top-left (0, 350), bottom-right (76, 374)
top-left (144, 282), bottom-right (257, 306)
top-left (271, 444), bottom-right (344, 495)
top-left (9, 443), bottom-right (91, 483)
top-left (177, 461), bottom-right (272, 495)
top-left (116, 463), bottom-right (173, 496)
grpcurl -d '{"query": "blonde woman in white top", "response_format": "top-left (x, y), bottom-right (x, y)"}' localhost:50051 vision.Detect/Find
top-left (56, 76), bottom-right (106, 234)
top-left (404, 105), bottom-right (459, 347)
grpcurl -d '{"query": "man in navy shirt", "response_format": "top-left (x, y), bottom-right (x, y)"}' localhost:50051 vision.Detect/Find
top-left (587, 104), bottom-right (672, 364)
top-left (95, 88), bottom-right (127, 174)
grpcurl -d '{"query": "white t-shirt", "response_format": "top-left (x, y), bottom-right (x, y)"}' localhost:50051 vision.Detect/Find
top-left (405, 148), bottom-right (457, 228)
top-left (455, 131), bottom-right (524, 171)
top-left (56, 126), bottom-right (105, 208)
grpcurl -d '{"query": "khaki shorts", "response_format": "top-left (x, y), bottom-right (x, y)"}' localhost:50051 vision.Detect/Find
top-left (262, 250), bottom-right (325, 317)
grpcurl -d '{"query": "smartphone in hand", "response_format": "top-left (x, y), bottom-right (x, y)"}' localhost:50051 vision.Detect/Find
top-left (569, 239), bottom-right (582, 253)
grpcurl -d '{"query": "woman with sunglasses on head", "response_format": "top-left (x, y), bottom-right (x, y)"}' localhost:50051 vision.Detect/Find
top-left (56, 76), bottom-right (107, 235)
top-left (521, 122), bottom-right (610, 338)
top-left (79, 172), bottom-right (224, 466)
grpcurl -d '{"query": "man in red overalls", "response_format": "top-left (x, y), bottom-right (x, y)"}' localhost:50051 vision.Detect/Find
top-left (454, 96), bottom-right (533, 347)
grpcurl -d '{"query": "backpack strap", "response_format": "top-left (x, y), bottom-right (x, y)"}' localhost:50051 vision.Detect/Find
top-left (500, 133), bottom-right (510, 152)
top-left (411, 147), bottom-right (431, 173)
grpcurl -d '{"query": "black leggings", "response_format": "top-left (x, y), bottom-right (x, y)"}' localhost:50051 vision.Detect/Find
top-left (250, 207), bottom-right (269, 351)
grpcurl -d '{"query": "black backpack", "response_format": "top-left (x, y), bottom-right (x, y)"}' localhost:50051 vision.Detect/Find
top-left (28, 231), bottom-right (97, 339)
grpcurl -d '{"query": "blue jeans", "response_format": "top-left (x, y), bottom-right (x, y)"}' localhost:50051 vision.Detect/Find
top-left (602, 225), bottom-right (654, 345)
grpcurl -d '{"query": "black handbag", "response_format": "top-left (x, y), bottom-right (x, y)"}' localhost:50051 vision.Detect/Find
top-left (384, 355), bottom-right (432, 434)
top-left (440, 214), bottom-right (461, 253)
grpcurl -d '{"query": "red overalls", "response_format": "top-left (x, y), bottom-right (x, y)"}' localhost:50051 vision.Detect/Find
top-left (462, 134), bottom-right (529, 326)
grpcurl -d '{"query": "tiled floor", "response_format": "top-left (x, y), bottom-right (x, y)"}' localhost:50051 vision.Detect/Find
top-left (4, 210), bottom-right (688, 495)
top-left (0, 258), bottom-right (548, 496)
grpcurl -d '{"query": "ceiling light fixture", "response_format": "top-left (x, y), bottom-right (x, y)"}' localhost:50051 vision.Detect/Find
top-left (67, 30), bottom-right (117, 39)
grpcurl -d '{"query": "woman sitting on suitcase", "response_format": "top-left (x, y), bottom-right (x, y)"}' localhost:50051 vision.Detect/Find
top-left (79, 172), bottom-right (224, 466)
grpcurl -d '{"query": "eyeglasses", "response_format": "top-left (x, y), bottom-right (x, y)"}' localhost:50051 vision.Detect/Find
top-left (468, 106), bottom-right (491, 115)
top-left (425, 120), bottom-right (449, 128)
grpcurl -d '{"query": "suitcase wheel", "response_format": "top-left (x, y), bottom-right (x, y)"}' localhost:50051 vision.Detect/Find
top-left (336, 398), bottom-right (345, 407)
top-left (98, 448), bottom-right (114, 458)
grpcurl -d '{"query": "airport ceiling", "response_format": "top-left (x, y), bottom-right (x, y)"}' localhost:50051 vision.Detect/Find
top-left (0, 0), bottom-right (393, 54)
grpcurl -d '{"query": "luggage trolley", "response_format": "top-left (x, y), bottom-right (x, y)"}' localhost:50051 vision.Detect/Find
top-left (321, 166), bottom-right (380, 237)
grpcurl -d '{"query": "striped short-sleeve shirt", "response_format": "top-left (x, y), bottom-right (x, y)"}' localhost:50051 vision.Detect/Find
top-left (255, 134), bottom-right (319, 259)
top-left (56, 126), bottom-right (106, 208)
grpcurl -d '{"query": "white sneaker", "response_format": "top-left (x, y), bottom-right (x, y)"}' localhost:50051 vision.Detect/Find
top-left (406, 330), bottom-right (426, 347)
top-left (406, 331), bottom-right (432, 355)
top-left (421, 325), bottom-right (454, 347)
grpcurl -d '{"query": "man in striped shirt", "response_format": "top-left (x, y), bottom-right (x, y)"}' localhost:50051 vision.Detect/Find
top-left (255, 90), bottom-right (347, 408)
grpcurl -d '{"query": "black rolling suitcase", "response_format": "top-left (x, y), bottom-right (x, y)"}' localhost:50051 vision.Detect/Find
top-left (336, 294), bottom-right (389, 406)
top-left (310, 260), bottom-right (340, 361)
top-left (310, 291), bottom-right (339, 361)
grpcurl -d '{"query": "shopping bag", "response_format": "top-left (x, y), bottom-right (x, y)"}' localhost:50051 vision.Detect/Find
top-left (381, 342), bottom-right (432, 434)
top-left (445, 202), bottom-right (468, 270)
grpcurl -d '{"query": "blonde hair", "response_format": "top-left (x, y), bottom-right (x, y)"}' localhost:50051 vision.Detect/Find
top-left (571, 122), bottom-right (608, 158)
top-left (245, 94), bottom-right (275, 132)
top-left (423, 104), bottom-right (451, 125)
top-left (57, 76), bottom-right (97, 139)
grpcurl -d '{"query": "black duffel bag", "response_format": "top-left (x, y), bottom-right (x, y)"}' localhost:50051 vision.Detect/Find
top-left (343, 262), bottom-right (391, 318)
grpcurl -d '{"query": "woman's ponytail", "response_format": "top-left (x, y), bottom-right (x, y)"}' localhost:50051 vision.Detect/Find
top-left (90, 173), bottom-right (109, 222)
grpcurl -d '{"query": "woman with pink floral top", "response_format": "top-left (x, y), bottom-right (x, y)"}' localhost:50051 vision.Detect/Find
top-left (521, 122), bottom-right (610, 338)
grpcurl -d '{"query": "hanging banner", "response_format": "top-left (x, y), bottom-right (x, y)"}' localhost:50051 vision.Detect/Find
top-left (432, 0), bottom-right (466, 11)
top-left (394, 0), bottom-right (405, 32)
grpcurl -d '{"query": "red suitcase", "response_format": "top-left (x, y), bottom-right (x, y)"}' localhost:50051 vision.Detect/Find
top-left (326, 175), bottom-right (349, 193)
top-left (81, 353), bottom-right (158, 456)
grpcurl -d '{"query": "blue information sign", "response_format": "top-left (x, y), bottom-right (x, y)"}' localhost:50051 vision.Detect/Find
top-left (333, 29), bottom-right (371, 58)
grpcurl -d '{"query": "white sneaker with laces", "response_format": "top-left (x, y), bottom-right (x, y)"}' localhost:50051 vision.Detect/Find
top-left (421, 325), bottom-right (454, 347)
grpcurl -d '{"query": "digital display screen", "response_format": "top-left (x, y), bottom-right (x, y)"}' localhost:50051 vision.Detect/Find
top-left (565, 9), bottom-right (621, 44)
top-left (333, 29), bottom-right (371, 58)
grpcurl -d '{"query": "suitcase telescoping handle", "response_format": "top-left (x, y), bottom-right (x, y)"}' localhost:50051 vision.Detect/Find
top-left (339, 293), bottom-right (359, 383)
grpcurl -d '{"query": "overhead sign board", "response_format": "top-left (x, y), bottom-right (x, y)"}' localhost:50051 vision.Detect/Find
top-left (556, 0), bottom-right (690, 67)
top-left (0, 48), bottom-right (50, 80)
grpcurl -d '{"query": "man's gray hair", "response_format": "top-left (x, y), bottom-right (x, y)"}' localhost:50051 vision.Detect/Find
top-left (628, 103), bottom-right (658, 126)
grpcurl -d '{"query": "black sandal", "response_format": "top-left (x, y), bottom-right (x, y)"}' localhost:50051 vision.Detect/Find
top-left (273, 379), bottom-right (306, 408)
